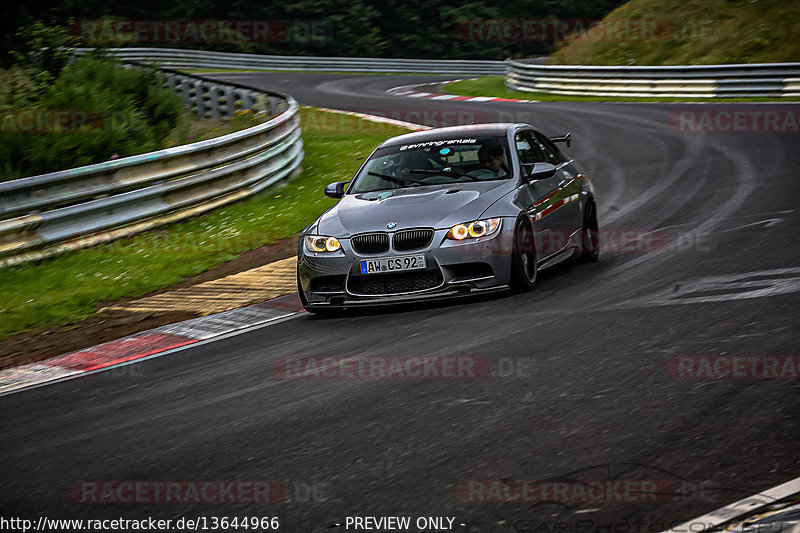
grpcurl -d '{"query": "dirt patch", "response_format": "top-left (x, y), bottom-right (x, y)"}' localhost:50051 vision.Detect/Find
top-left (0, 236), bottom-right (299, 371)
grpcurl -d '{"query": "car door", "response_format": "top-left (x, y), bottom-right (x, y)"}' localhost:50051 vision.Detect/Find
top-left (534, 131), bottom-right (583, 234)
top-left (514, 129), bottom-right (573, 258)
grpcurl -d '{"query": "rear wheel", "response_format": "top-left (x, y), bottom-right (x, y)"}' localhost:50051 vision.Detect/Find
top-left (511, 217), bottom-right (538, 291)
top-left (580, 200), bottom-right (600, 263)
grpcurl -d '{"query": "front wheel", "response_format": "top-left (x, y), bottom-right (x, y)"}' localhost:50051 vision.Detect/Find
top-left (510, 218), bottom-right (538, 291)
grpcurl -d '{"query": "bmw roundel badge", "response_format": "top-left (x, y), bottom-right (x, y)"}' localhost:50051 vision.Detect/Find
top-left (387, 222), bottom-right (397, 229)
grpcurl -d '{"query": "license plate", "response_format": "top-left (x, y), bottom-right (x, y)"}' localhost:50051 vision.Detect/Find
top-left (360, 254), bottom-right (426, 274)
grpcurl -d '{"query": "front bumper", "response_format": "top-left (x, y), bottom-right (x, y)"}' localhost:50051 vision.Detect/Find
top-left (298, 220), bottom-right (516, 309)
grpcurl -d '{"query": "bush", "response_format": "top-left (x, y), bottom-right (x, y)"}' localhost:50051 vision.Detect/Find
top-left (0, 56), bottom-right (185, 180)
top-left (11, 21), bottom-right (79, 95)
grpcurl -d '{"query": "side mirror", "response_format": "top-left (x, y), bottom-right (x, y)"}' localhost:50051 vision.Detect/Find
top-left (550, 132), bottom-right (572, 148)
top-left (524, 162), bottom-right (557, 181)
top-left (324, 181), bottom-right (348, 199)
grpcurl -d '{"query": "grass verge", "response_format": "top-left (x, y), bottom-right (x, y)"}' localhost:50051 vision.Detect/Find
top-left (445, 76), bottom-right (800, 103)
top-left (0, 106), bottom-right (410, 340)
top-left (165, 108), bottom-right (270, 148)
top-left (549, 0), bottom-right (800, 66)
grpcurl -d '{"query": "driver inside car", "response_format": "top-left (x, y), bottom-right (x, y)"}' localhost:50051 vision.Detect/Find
top-left (467, 144), bottom-right (507, 180)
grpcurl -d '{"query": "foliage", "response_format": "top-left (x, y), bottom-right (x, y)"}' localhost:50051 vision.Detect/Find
top-left (1, 0), bottom-right (630, 62)
top-left (1, 55), bottom-right (185, 180)
top-left (549, 0), bottom-right (800, 65)
top-left (11, 21), bottom-right (80, 91)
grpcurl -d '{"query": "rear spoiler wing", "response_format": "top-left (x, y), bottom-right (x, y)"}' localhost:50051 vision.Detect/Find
top-left (549, 132), bottom-right (572, 148)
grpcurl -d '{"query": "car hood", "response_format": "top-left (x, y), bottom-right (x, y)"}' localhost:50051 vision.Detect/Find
top-left (316, 181), bottom-right (515, 237)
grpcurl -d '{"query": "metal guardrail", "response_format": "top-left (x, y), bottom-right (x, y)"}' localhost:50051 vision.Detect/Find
top-left (74, 47), bottom-right (507, 75)
top-left (0, 68), bottom-right (304, 269)
top-left (505, 59), bottom-right (800, 98)
top-left (161, 67), bottom-right (278, 118)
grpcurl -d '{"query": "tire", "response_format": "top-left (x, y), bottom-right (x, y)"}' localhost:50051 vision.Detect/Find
top-left (510, 217), bottom-right (538, 291)
top-left (580, 200), bottom-right (600, 263)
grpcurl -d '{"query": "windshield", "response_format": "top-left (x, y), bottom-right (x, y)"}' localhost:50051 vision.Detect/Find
top-left (349, 136), bottom-right (512, 193)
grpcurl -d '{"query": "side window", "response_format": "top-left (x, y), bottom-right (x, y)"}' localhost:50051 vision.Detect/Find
top-left (514, 130), bottom-right (548, 164)
top-left (534, 132), bottom-right (567, 165)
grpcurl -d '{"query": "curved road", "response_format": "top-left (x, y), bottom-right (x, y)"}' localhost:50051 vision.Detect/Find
top-left (1, 73), bottom-right (799, 532)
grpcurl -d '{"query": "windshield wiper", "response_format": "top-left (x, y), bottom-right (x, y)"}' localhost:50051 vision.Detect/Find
top-left (409, 168), bottom-right (473, 178)
top-left (410, 168), bottom-right (507, 182)
top-left (367, 171), bottom-right (426, 186)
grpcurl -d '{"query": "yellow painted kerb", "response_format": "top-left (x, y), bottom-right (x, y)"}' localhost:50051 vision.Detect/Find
top-left (103, 256), bottom-right (298, 315)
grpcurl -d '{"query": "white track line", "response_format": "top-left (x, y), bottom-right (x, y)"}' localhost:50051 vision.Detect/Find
top-left (0, 311), bottom-right (305, 398)
top-left (313, 106), bottom-right (431, 130)
top-left (661, 475), bottom-right (800, 533)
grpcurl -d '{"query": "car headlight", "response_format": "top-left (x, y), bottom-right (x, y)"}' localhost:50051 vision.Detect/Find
top-left (446, 218), bottom-right (501, 241)
top-left (305, 235), bottom-right (341, 252)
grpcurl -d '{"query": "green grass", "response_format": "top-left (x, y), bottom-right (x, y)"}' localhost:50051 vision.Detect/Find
top-left (0, 106), bottom-right (410, 340)
top-left (549, 0), bottom-right (800, 65)
top-left (166, 109), bottom-right (272, 147)
top-left (445, 76), bottom-right (800, 103)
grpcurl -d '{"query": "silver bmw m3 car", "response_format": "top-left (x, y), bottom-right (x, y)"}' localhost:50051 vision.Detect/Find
top-left (297, 123), bottom-right (599, 313)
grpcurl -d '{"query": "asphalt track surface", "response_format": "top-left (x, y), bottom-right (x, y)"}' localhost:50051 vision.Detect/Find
top-left (2, 73), bottom-right (799, 532)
